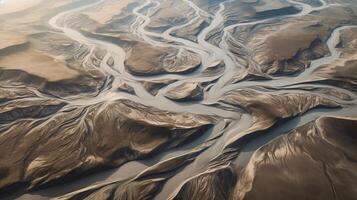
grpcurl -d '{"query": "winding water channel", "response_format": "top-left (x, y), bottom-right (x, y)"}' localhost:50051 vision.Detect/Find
top-left (11, 0), bottom-right (357, 199)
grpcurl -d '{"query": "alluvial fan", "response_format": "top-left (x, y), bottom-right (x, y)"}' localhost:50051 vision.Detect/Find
top-left (0, 0), bottom-right (356, 199)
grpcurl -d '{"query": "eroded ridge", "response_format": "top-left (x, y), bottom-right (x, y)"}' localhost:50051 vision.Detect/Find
top-left (0, 0), bottom-right (356, 199)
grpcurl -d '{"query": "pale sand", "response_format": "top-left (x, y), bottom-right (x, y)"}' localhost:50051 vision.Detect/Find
top-left (0, 49), bottom-right (79, 81)
top-left (0, 0), bottom-right (42, 15)
top-left (83, 0), bottom-right (135, 24)
top-left (0, 31), bottom-right (26, 49)
top-left (0, 0), bottom-right (73, 24)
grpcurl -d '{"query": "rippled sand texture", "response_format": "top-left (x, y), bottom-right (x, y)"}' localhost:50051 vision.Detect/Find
top-left (0, 0), bottom-right (356, 199)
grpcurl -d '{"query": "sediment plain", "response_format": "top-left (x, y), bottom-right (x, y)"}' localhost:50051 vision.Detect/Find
top-left (0, 0), bottom-right (356, 199)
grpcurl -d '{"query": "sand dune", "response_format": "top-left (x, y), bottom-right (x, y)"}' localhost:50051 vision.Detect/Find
top-left (234, 116), bottom-right (357, 200)
top-left (0, 48), bottom-right (79, 81)
top-left (0, 0), bottom-right (42, 15)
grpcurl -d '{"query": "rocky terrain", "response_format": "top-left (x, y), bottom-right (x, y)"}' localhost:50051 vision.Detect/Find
top-left (0, 0), bottom-right (356, 199)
